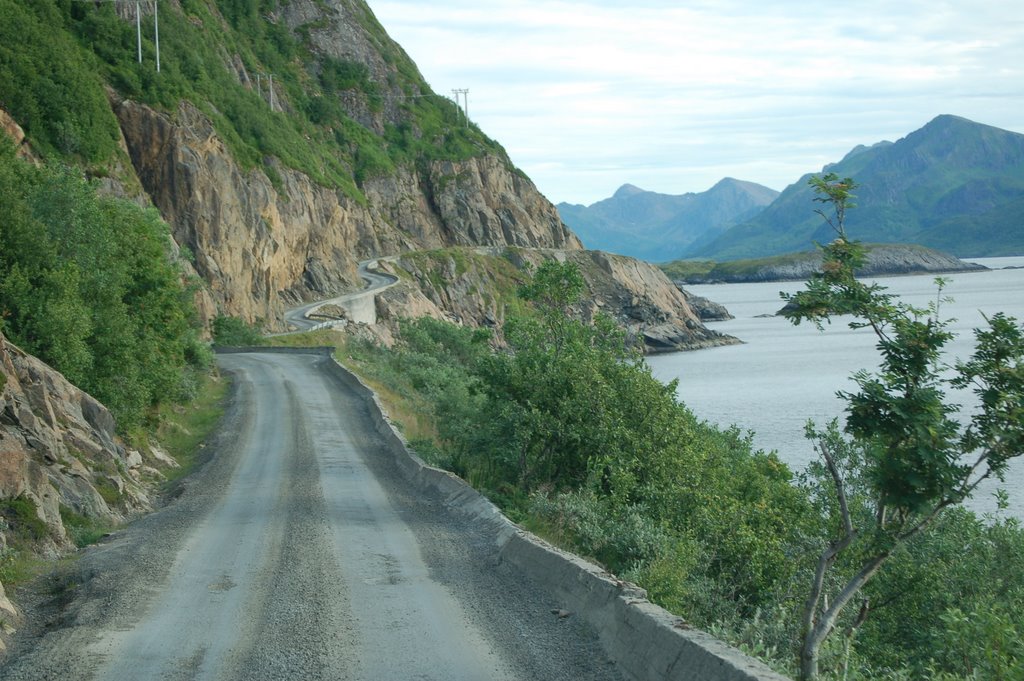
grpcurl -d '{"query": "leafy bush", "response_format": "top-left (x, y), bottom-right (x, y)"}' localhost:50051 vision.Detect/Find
top-left (0, 0), bottom-right (121, 163)
top-left (212, 315), bottom-right (265, 346)
top-left (343, 258), bottom-right (1024, 679)
top-left (59, 505), bottom-right (111, 548)
top-left (0, 496), bottom-right (49, 544)
top-left (0, 141), bottom-right (206, 430)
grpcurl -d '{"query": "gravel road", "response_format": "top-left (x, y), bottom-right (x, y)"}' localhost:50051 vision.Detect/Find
top-left (283, 260), bottom-right (398, 330)
top-left (0, 350), bottom-right (622, 681)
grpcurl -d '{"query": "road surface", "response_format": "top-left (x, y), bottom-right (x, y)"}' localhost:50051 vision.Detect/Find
top-left (0, 350), bottom-right (622, 681)
top-left (283, 260), bottom-right (398, 330)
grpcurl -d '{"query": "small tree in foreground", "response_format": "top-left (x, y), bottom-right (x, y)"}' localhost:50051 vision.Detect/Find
top-left (781, 173), bottom-right (1024, 680)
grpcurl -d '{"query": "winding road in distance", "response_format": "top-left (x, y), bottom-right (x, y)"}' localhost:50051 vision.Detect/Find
top-left (283, 259), bottom-right (399, 331)
top-left (0, 349), bottom-right (622, 681)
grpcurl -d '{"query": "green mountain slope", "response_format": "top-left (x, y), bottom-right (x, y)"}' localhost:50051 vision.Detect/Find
top-left (687, 116), bottom-right (1024, 260)
top-left (0, 0), bottom-right (503, 197)
top-left (557, 178), bottom-right (778, 261)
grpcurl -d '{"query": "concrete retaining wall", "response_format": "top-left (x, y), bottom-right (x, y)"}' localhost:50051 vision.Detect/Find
top-left (217, 347), bottom-right (790, 680)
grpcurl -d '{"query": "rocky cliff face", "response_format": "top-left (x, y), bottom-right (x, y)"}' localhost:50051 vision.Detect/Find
top-left (373, 248), bottom-right (738, 353)
top-left (114, 97), bottom-right (578, 328)
top-left (0, 333), bottom-right (169, 646)
top-left (0, 111), bottom-right (36, 164)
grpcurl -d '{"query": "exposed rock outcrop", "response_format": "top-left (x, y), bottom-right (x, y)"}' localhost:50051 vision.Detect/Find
top-left (0, 109), bottom-right (37, 164)
top-left (375, 248), bottom-right (738, 353)
top-left (680, 290), bottom-right (734, 321)
top-left (0, 333), bottom-right (164, 644)
top-left (113, 98), bottom-right (579, 330)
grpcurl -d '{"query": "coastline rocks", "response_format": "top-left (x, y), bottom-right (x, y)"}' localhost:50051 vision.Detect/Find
top-left (674, 244), bottom-right (987, 285)
top-left (378, 248), bottom-right (739, 353)
top-left (680, 290), bottom-right (734, 321)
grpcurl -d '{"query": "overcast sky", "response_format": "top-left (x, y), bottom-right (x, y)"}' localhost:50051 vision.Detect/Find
top-left (371, 1), bottom-right (1024, 206)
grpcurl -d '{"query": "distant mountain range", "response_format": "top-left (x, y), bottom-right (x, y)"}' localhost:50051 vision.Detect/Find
top-left (557, 178), bottom-right (779, 262)
top-left (560, 116), bottom-right (1024, 262)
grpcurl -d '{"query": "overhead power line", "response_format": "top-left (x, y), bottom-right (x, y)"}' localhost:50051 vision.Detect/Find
top-left (451, 88), bottom-right (469, 127)
top-left (72, 0), bottom-right (160, 72)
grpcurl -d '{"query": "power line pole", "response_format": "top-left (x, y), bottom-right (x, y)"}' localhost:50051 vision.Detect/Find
top-left (135, 1), bottom-right (142, 63)
top-left (452, 88), bottom-right (469, 127)
top-left (73, 0), bottom-right (160, 72)
top-left (153, 0), bottom-right (160, 73)
top-left (451, 89), bottom-right (462, 123)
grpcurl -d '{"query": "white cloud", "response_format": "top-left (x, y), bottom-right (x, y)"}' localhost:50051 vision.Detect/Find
top-left (371, 0), bottom-right (1024, 204)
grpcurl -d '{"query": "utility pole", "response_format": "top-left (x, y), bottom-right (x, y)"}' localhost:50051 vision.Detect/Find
top-left (451, 88), bottom-right (469, 127)
top-left (135, 1), bottom-right (142, 63)
top-left (451, 89), bottom-right (462, 123)
top-left (269, 73), bottom-right (276, 111)
top-left (72, 0), bottom-right (159, 72)
top-left (153, 0), bottom-right (160, 73)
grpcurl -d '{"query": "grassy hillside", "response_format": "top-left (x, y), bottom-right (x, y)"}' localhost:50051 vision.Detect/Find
top-left (0, 0), bottom-right (506, 199)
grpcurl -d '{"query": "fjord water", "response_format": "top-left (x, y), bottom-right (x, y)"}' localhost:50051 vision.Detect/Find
top-left (647, 257), bottom-right (1024, 518)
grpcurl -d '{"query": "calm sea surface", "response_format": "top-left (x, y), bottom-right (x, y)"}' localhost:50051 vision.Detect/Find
top-left (647, 257), bottom-right (1024, 518)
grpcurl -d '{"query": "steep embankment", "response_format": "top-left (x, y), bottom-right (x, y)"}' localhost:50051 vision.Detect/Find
top-left (373, 248), bottom-right (738, 353)
top-left (0, 0), bottom-right (580, 330)
top-left (0, 333), bottom-right (177, 650)
top-left (116, 97), bottom-right (578, 327)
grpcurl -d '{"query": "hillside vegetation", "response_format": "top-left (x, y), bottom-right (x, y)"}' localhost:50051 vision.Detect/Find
top-left (0, 0), bottom-right (503, 198)
top-left (343, 260), bottom-right (1024, 680)
top-left (0, 141), bottom-right (208, 431)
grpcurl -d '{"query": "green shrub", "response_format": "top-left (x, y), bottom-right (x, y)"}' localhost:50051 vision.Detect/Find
top-left (59, 505), bottom-right (112, 548)
top-left (0, 142), bottom-right (205, 431)
top-left (212, 315), bottom-right (266, 346)
top-left (0, 496), bottom-right (50, 544)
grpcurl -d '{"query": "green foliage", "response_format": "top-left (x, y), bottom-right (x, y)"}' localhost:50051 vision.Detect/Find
top-left (932, 596), bottom-right (1024, 679)
top-left (657, 259), bottom-right (717, 281)
top-left (340, 240), bottom-right (1023, 680)
top-left (59, 505), bottom-right (112, 548)
top-left (782, 173), bottom-right (1024, 680)
top-left (150, 371), bottom-right (229, 486)
top-left (345, 260), bottom-right (811, 630)
top-left (0, 496), bottom-right (49, 544)
top-left (212, 315), bottom-right (266, 346)
top-left (0, 0), bottom-right (121, 163)
top-left (0, 0), bottom-right (507, 198)
top-left (93, 478), bottom-right (122, 506)
top-left (0, 142), bottom-right (206, 431)
top-left (849, 507), bottom-right (1024, 677)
